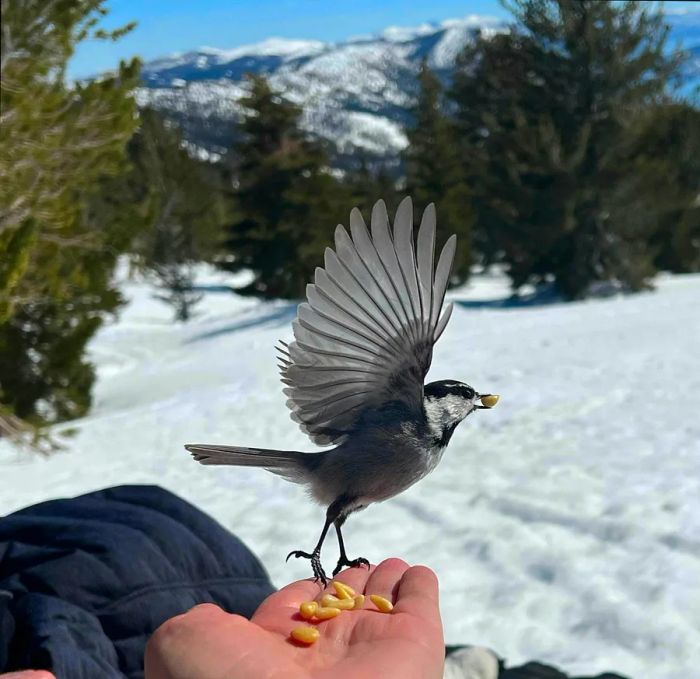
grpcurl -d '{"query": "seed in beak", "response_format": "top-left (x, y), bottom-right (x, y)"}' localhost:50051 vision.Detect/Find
top-left (480, 394), bottom-right (500, 408)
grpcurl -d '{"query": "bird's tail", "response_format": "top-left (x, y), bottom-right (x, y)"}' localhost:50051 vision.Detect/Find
top-left (185, 443), bottom-right (321, 484)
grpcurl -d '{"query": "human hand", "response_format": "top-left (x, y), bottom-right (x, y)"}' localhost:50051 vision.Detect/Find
top-left (145, 558), bottom-right (444, 679)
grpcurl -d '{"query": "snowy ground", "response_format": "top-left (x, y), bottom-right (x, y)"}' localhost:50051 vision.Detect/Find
top-left (2, 267), bottom-right (699, 678)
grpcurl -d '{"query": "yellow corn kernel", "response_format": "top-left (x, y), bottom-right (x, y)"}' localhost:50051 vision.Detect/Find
top-left (315, 606), bottom-right (342, 620)
top-left (299, 601), bottom-right (318, 620)
top-left (480, 394), bottom-right (500, 408)
top-left (332, 580), bottom-right (356, 599)
top-left (291, 625), bottom-right (320, 644)
top-left (321, 593), bottom-right (354, 610)
top-left (353, 594), bottom-right (365, 609)
top-left (369, 594), bottom-right (394, 613)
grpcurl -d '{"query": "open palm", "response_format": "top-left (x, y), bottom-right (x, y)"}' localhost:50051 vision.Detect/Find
top-left (146, 558), bottom-right (444, 679)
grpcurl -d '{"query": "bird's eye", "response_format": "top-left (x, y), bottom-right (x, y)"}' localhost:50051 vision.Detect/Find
top-left (464, 387), bottom-right (475, 400)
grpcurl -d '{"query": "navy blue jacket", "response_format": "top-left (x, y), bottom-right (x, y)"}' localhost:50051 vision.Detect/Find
top-left (0, 485), bottom-right (275, 678)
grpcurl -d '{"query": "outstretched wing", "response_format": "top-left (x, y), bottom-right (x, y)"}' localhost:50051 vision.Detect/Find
top-left (278, 197), bottom-right (457, 446)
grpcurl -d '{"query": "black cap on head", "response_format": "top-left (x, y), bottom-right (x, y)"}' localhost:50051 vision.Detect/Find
top-left (424, 380), bottom-right (476, 401)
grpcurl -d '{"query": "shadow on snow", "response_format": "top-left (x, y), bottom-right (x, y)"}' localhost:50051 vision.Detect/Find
top-left (186, 303), bottom-right (298, 343)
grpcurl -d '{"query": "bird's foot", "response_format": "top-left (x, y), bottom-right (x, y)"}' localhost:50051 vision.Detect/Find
top-left (286, 549), bottom-right (328, 586)
top-left (333, 555), bottom-right (370, 577)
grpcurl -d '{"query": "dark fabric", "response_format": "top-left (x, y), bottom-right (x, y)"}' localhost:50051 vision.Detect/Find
top-left (0, 485), bottom-right (275, 679)
top-left (444, 647), bottom-right (630, 679)
top-left (499, 662), bottom-right (628, 679)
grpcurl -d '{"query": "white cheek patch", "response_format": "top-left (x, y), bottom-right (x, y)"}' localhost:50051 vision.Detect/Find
top-left (425, 394), bottom-right (471, 432)
top-left (443, 394), bottom-right (468, 420)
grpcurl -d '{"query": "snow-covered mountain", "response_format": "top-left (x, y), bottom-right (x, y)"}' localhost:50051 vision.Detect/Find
top-left (135, 12), bottom-right (699, 163)
top-left (135, 15), bottom-right (505, 162)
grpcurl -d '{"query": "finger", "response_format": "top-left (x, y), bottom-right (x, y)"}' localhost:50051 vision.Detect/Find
top-left (393, 565), bottom-right (440, 619)
top-left (182, 602), bottom-right (228, 619)
top-left (146, 605), bottom-right (252, 677)
top-left (363, 557), bottom-right (409, 604)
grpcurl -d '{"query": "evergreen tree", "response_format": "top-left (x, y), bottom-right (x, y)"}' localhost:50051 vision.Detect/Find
top-left (405, 60), bottom-right (474, 283)
top-left (345, 155), bottom-right (399, 217)
top-left (0, 222), bottom-right (35, 323)
top-left (128, 109), bottom-right (226, 321)
top-left (626, 103), bottom-right (699, 273)
top-left (222, 75), bottom-right (350, 299)
top-left (0, 1), bottom-right (140, 431)
top-left (450, 0), bottom-right (687, 299)
top-left (151, 261), bottom-right (204, 323)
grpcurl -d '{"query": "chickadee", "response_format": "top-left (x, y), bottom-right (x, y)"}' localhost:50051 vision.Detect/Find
top-left (186, 197), bottom-right (499, 584)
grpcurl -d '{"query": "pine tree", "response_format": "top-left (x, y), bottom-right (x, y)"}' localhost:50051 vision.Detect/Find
top-left (345, 155), bottom-right (399, 217)
top-left (0, 1), bottom-right (140, 432)
top-left (405, 60), bottom-right (474, 283)
top-left (128, 109), bottom-right (226, 321)
top-left (0, 222), bottom-right (35, 323)
top-left (626, 103), bottom-right (699, 273)
top-left (450, 0), bottom-right (687, 299)
top-left (222, 75), bottom-right (350, 299)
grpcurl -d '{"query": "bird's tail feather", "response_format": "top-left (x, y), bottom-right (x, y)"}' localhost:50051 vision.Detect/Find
top-left (185, 443), bottom-right (319, 484)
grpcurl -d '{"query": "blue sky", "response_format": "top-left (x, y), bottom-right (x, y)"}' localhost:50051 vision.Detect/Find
top-left (69, 0), bottom-right (699, 79)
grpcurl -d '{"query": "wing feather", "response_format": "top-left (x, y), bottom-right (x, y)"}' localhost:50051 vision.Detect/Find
top-left (314, 269), bottom-right (404, 354)
top-left (279, 199), bottom-right (457, 446)
top-left (307, 277), bottom-right (404, 353)
top-left (297, 303), bottom-right (389, 354)
top-left (433, 303), bottom-right (454, 342)
top-left (334, 224), bottom-right (407, 335)
top-left (431, 234), bottom-right (457, 332)
top-left (348, 210), bottom-right (405, 336)
top-left (416, 203), bottom-right (436, 325)
top-left (293, 319), bottom-right (382, 361)
top-left (370, 200), bottom-right (414, 330)
top-left (393, 197), bottom-right (422, 341)
top-left (324, 248), bottom-right (403, 335)
top-left (292, 343), bottom-right (379, 369)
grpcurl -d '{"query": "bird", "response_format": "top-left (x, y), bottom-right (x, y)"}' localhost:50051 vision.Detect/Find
top-left (185, 197), bottom-right (499, 585)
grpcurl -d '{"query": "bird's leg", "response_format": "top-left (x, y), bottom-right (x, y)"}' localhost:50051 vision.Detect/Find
top-left (286, 516), bottom-right (331, 586)
top-left (287, 498), bottom-right (349, 585)
top-left (332, 515), bottom-right (370, 577)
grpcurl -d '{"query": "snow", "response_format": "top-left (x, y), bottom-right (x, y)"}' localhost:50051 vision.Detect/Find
top-left (380, 15), bottom-right (502, 44)
top-left (382, 23), bottom-right (437, 43)
top-left (312, 110), bottom-right (408, 155)
top-left (199, 38), bottom-right (327, 63)
top-left (430, 22), bottom-right (506, 70)
top-left (2, 266), bottom-right (699, 678)
top-left (136, 80), bottom-right (246, 118)
top-left (140, 39), bottom-right (327, 75)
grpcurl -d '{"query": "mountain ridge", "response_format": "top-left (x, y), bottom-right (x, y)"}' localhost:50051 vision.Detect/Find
top-left (134, 12), bottom-right (699, 164)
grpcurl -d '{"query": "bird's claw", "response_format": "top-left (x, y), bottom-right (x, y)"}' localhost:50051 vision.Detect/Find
top-left (286, 549), bottom-right (329, 586)
top-left (332, 556), bottom-right (370, 577)
top-left (286, 549), bottom-right (312, 562)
